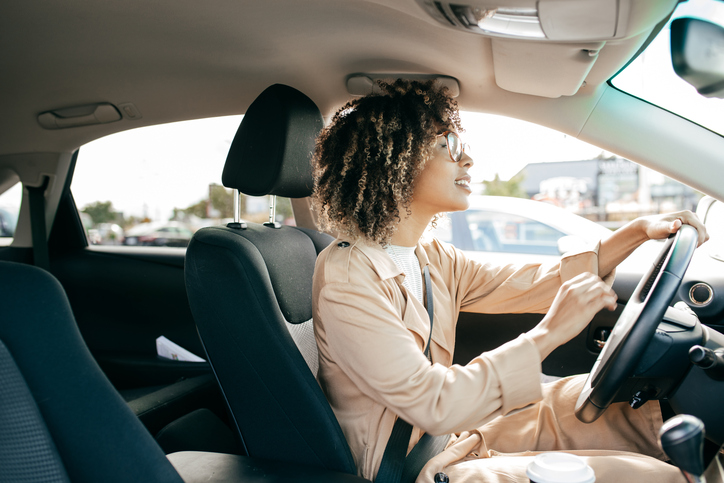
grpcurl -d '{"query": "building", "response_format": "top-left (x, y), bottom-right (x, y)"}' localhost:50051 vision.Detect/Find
top-left (515, 157), bottom-right (699, 223)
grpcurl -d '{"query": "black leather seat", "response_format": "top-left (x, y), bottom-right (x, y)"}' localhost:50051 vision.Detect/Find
top-left (184, 84), bottom-right (360, 476)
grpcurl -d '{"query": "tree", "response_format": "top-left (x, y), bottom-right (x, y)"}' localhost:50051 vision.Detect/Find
top-left (275, 196), bottom-right (293, 222)
top-left (594, 151), bottom-right (617, 160)
top-left (174, 183), bottom-right (239, 220)
top-left (482, 173), bottom-right (527, 198)
top-left (208, 184), bottom-right (236, 219)
top-left (82, 201), bottom-right (120, 225)
top-left (176, 200), bottom-right (207, 219)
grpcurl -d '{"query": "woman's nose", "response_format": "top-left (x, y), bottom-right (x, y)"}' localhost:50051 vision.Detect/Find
top-left (459, 151), bottom-right (474, 168)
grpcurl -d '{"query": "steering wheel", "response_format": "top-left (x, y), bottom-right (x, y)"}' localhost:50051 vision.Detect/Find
top-left (575, 224), bottom-right (699, 423)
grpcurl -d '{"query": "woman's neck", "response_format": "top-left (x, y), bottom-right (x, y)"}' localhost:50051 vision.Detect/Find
top-left (390, 211), bottom-right (433, 247)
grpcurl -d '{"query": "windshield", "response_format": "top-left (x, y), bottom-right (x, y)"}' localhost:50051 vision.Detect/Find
top-left (611, 0), bottom-right (724, 137)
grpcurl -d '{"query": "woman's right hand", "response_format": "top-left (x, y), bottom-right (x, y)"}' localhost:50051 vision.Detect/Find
top-left (527, 272), bottom-right (618, 361)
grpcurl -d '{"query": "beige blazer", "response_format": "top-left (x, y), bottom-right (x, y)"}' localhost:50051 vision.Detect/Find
top-left (313, 237), bottom-right (613, 480)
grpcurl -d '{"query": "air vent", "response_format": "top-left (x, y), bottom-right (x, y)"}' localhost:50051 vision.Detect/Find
top-left (689, 282), bottom-right (713, 306)
top-left (433, 1), bottom-right (457, 27)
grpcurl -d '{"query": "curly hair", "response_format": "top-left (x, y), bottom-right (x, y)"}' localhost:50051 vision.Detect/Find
top-left (312, 79), bottom-right (462, 245)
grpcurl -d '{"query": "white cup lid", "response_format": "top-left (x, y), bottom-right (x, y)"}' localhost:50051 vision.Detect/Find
top-left (526, 452), bottom-right (595, 483)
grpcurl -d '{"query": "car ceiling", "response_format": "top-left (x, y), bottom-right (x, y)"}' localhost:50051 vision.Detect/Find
top-left (1, 0), bottom-right (678, 157)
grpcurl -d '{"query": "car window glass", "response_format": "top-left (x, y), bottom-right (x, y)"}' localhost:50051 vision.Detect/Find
top-left (72, 116), bottom-right (297, 247)
top-left (611, 0), bottom-right (724, 137)
top-left (703, 200), bottom-right (724, 262)
top-left (706, 201), bottom-right (724, 239)
top-left (72, 113), bottom-right (699, 252)
top-left (0, 182), bottom-right (21, 246)
top-left (436, 112), bottom-right (703, 257)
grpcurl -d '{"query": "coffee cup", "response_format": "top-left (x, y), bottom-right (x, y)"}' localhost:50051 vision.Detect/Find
top-left (526, 452), bottom-right (595, 483)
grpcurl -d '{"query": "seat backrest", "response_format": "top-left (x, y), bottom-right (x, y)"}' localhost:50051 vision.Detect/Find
top-left (0, 261), bottom-right (184, 483)
top-left (184, 84), bottom-right (356, 475)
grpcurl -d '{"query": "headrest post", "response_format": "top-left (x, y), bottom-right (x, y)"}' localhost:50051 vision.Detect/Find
top-left (226, 189), bottom-right (247, 230)
top-left (263, 194), bottom-right (282, 229)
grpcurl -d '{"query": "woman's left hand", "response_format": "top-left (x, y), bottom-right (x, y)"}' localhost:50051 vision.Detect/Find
top-left (639, 210), bottom-right (709, 247)
top-left (598, 210), bottom-right (709, 277)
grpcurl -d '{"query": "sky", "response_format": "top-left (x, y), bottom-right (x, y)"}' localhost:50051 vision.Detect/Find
top-left (69, 0), bottom-right (724, 222)
top-left (72, 116), bottom-right (242, 221)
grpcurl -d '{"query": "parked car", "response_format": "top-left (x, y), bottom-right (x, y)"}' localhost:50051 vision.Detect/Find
top-left (1, 0), bottom-right (724, 481)
top-left (434, 195), bottom-right (611, 254)
top-left (432, 195), bottom-right (666, 271)
top-left (123, 221), bottom-right (194, 247)
top-left (88, 222), bottom-right (125, 245)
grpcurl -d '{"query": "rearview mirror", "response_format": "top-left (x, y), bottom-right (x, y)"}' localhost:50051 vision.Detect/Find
top-left (670, 17), bottom-right (724, 99)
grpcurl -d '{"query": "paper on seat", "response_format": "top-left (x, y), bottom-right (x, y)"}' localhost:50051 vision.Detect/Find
top-left (156, 336), bottom-right (206, 362)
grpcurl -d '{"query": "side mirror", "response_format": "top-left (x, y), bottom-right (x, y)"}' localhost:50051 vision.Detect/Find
top-left (670, 17), bottom-right (724, 99)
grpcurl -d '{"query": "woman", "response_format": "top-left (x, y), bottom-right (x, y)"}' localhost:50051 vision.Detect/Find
top-left (311, 79), bottom-right (708, 482)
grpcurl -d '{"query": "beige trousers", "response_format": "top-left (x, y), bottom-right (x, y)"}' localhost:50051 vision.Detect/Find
top-left (418, 375), bottom-right (686, 482)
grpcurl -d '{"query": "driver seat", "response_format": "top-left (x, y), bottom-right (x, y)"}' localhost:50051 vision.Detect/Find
top-left (184, 84), bottom-right (358, 476)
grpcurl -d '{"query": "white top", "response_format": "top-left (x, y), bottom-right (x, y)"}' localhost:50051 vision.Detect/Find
top-left (384, 244), bottom-right (423, 304)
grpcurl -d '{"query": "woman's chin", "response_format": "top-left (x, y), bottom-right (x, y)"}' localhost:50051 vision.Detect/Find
top-left (446, 200), bottom-right (470, 213)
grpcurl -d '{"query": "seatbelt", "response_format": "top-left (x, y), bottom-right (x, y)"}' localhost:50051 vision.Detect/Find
top-left (27, 177), bottom-right (50, 270)
top-left (400, 431), bottom-right (451, 483)
top-left (376, 265), bottom-right (451, 483)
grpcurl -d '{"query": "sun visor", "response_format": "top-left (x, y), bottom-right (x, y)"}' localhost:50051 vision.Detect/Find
top-left (491, 39), bottom-right (604, 98)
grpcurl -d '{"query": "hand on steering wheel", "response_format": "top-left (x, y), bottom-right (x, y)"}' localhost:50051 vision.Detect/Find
top-left (575, 224), bottom-right (699, 423)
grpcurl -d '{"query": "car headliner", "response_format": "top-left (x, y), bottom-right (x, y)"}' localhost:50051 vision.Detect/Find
top-left (0, 0), bottom-right (677, 153)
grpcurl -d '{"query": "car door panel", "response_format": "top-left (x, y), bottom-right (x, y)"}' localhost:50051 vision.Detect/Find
top-left (51, 247), bottom-right (210, 390)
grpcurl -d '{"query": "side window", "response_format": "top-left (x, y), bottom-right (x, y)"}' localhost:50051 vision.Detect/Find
top-left (440, 112), bottom-right (703, 257)
top-left (0, 181), bottom-right (22, 246)
top-left (72, 116), bottom-right (297, 247)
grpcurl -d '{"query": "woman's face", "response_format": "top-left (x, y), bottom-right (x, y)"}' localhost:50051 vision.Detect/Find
top-left (409, 131), bottom-right (474, 219)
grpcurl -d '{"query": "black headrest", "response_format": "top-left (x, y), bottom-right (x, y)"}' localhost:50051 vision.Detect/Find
top-left (222, 84), bottom-right (324, 198)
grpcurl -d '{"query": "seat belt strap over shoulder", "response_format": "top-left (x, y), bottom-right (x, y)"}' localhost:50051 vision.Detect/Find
top-left (376, 265), bottom-right (450, 483)
top-left (423, 265), bottom-right (434, 361)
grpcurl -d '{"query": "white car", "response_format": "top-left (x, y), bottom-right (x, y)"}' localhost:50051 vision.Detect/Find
top-left (432, 195), bottom-right (666, 273)
top-left (123, 221), bottom-right (194, 247)
top-left (434, 195), bottom-right (611, 257)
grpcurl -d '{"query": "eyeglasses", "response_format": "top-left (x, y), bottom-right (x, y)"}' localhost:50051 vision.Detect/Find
top-left (437, 131), bottom-right (467, 163)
